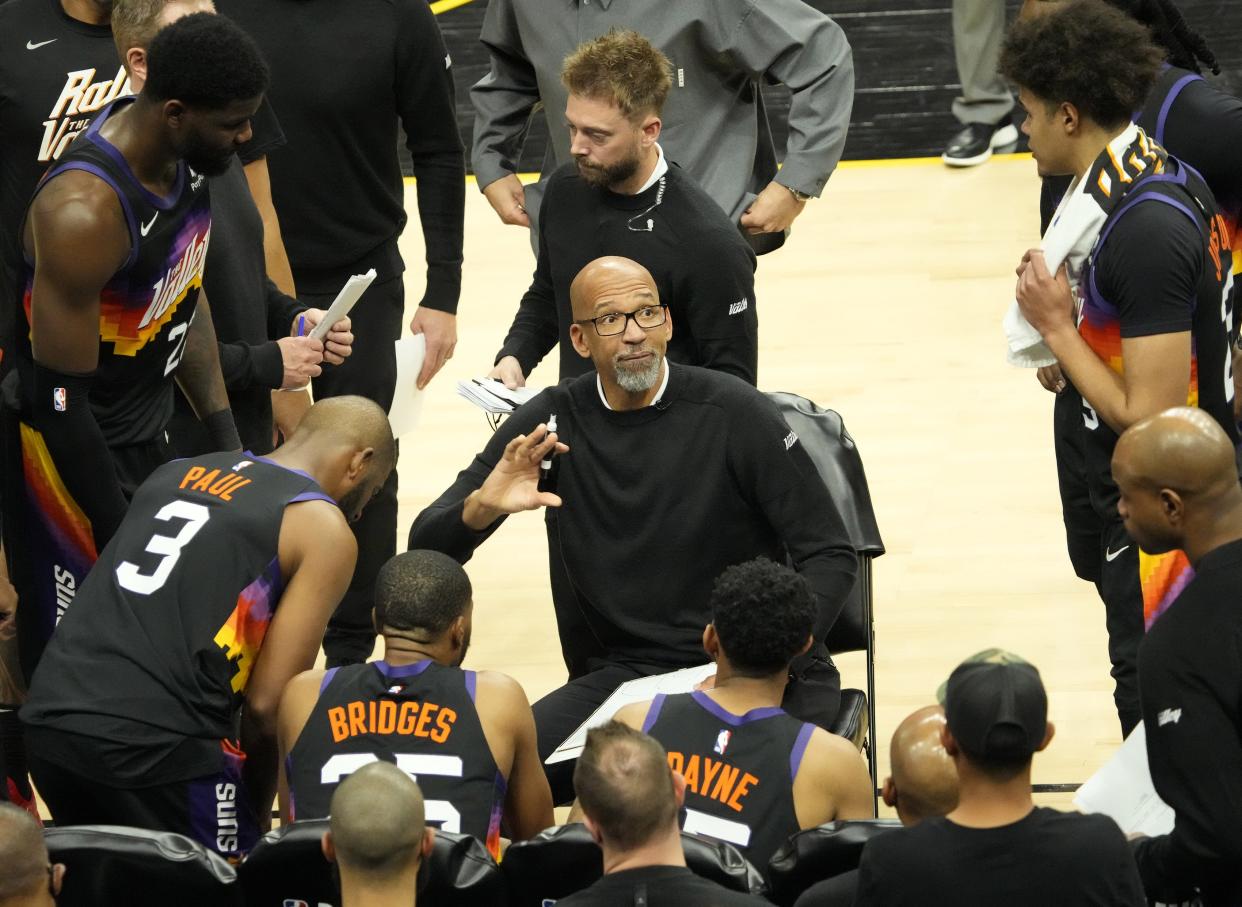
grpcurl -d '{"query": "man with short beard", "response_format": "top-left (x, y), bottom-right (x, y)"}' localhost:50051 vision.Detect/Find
top-left (486, 29), bottom-right (758, 390)
top-left (412, 256), bottom-right (857, 803)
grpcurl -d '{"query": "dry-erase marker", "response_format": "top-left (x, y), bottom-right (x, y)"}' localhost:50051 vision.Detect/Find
top-left (540, 414), bottom-right (557, 488)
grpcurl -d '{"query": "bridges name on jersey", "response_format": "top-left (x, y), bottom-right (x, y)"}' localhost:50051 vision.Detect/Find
top-left (38, 67), bottom-right (131, 163)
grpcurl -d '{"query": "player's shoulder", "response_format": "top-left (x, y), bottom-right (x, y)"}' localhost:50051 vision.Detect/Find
top-left (473, 669), bottom-right (531, 707)
top-left (283, 495), bottom-right (356, 560)
top-left (282, 668), bottom-right (329, 705)
top-left (612, 699), bottom-right (652, 729)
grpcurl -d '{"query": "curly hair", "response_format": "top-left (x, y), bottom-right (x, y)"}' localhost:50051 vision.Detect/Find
top-left (1000, 0), bottom-right (1163, 127)
top-left (374, 550), bottom-right (472, 637)
top-left (561, 28), bottom-right (672, 121)
top-left (1101, 0), bottom-right (1218, 74)
top-left (144, 12), bottom-right (269, 110)
top-left (709, 558), bottom-right (815, 677)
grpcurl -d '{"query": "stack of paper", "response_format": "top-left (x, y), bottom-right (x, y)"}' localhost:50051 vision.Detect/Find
top-left (546, 663), bottom-right (717, 765)
top-left (1074, 722), bottom-right (1175, 837)
top-left (456, 377), bottom-right (541, 414)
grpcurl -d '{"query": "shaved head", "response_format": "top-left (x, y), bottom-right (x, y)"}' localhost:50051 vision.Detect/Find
top-left (1114, 407), bottom-right (1238, 498)
top-left (293, 395), bottom-right (396, 468)
top-left (569, 256), bottom-right (659, 321)
top-left (0, 803), bottom-right (48, 900)
top-left (328, 762), bottom-right (426, 880)
top-left (888, 706), bottom-right (959, 824)
top-left (1113, 407), bottom-right (1242, 557)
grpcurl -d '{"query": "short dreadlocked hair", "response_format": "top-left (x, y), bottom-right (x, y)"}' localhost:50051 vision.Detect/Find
top-left (1000, 0), bottom-right (1163, 128)
top-left (561, 29), bottom-right (672, 122)
top-left (144, 12), bottom-right (268, 110)
top-left (710, 558), bottom-right (815, 677)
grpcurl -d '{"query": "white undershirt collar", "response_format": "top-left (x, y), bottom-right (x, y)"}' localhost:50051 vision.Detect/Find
top-left (633, 143), bottom-right (668, 195)
top-left (597, 359), bottom-right (671, 411)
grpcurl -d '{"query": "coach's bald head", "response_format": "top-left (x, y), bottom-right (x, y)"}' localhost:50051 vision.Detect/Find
top-left (1113, 407), bottom-right (1242, 558)
top-left (568, 257), bottom-right (671, 405)
top-left (883, 706), bottom-right (959, 825)
top-left (275, 395), bottom-right (396, 523)
top-left (323, 762), bottom-right (434, 888)
top-left (0, 803), bottom-right (62, 905)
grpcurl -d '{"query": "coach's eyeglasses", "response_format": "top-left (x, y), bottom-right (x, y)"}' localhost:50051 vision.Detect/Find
top-left (575, 304), bottom-right (668, 337)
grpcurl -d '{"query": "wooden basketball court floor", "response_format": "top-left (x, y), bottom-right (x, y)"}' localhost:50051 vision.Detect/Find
top-left (387, 152), bottom-right (1121, 812)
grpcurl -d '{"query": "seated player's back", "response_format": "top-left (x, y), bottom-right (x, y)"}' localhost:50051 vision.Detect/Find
top-left (22, 452), bottom-right (331, 781)
top-left (285, 660), bottom-right (508, 852)
top-left (635, 690), bottom-right (863, 869)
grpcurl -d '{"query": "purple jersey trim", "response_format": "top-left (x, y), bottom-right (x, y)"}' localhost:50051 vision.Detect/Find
top-left (32, 161), bottom-right (140, 271)
top-left (289, 491), bottom-right (337, 505)
top-left (789, 723), bottom-right (816, 782)
top-left (284, 753), bottom-right (297, 821)
top-left (85, 98), bottom-right (186, 210)
top-left (1155, 73), bottom-right (1203, 146)
top-left (465, 670), bottom-right (477, 703)
top-left (641, 694), bottom-right (667, 734)
top-left (690, 690), bottom-right (785, 726)
top-left (374, 659), bottom-right (434, 679)
top-left (246, 453), bottom-right (336, 502)
top-left (318, 666), bottom-right (341, 695)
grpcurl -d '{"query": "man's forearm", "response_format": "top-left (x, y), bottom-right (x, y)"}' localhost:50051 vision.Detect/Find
top-left (176, 300), bottom-right (240, 450)
top-left (239, 708), bottom-right (278, 831)
top-left (411, 152), bottom-right (465, 314)
top-left (1043, 325), bottom-right (1129, 433)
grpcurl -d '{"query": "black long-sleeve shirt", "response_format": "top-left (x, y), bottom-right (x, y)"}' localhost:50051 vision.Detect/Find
top-left (219, 0), bottom-right (465, 311)
top-left (1134, 537), bottom-right (1242, 907)
top-left (409, 364), bottom-right (856, 667)
top-left (496, 161), bottom-right (758, 382)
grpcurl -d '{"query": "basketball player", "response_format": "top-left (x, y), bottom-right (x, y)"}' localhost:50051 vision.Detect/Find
top-left (20, 395), bottom-right (395, 860)
top-left (1004, 0), bottom-right (1237, 734)
top-left (277, 549), bottom-right (553, 858)
top-left (1, 12), bottom-right (268, 688)
top-left (610, 559), bottom-right (872, 869)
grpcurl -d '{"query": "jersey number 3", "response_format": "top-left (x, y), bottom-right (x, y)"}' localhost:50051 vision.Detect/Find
top-left (116, 500), bottom-right (211, 595)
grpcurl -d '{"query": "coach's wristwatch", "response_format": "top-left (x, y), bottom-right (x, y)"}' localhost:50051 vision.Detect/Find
top-left (785, 185), bottom-right (813, 202)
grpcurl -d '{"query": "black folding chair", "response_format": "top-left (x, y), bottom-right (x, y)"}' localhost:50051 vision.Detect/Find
top-left (768, 393), bottom-right (886, 805)
top-left (766, 818), bottom-right (901, 906)
top-left (44, 825), bottom-right (239, 907)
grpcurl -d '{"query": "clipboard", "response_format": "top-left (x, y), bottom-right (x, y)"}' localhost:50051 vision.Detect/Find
top-left (309, 268), bottom-right (377, 341)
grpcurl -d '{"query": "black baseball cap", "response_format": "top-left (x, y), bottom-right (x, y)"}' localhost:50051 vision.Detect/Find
top-left (938, 649), bottom-right (1048, 761)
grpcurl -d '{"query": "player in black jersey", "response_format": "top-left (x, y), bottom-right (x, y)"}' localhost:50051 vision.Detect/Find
top-left (1003, 1), bottom-right (1238, 734)
top-left (1, 13), bottom-right (267, 689)
top-left (0, 0), bottom-right (130, 816)
top-left (20, 395), bottom-right (395, 859)
top-left (610, 559), bottom-right (872, 870)
top-left (277, 549), bottom-right (553, 858)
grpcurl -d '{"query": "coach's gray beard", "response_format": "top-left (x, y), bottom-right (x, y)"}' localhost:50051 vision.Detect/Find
top-left (613, 351), bottom-right (663, 393)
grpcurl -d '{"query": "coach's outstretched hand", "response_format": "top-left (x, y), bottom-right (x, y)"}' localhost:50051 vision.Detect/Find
top-left (462, 424), bottom-right (569, 530)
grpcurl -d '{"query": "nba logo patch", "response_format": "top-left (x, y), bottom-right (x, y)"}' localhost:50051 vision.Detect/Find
top-left (53, 387), bottom-right (66, 411)
top-left (714, 729), bottom-right (732, 755)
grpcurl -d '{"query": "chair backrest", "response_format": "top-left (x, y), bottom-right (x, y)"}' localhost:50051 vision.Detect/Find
top-left (765, 819), bottom-right (902, 907)
top-left (766, 393), bottom-right (884, 654)
top-left (44, 825), bottom-right (239, 907)
top-left (240, 820), bottom-right (503, 907)
top-left (501, 823), bottom-right (765, 906)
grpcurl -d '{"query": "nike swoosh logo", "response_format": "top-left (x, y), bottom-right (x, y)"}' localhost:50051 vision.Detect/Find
top-left (26, 38), bottom-right (57, 50)
top-left (140, 213), bottom-right (158, 236)
top-left (1105, 545), bottom-right (1130, 562)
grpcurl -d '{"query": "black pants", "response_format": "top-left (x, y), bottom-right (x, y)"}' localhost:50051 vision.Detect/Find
top-left (1054, 386), bottom-right (1142, 735)
top-left (29, 748), bottom-right (259, 860)
top-left (301, 275), bottom-right (405, 665)
top-left (533, 652), bottom-right (841, 805)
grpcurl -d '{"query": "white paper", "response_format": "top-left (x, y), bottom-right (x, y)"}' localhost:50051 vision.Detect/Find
top-left (389, 335), bottom-right (426, 438)
top-left (455, 377), bottom-right (542, 414)
top-left (308, 268), bottom-right (377, 341)
top-left (1074, 722), bottom-right (1175, 837)
top-left (546, 663), bottom-right (716, 764)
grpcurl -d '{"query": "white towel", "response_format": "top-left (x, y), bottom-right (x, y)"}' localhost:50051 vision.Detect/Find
top-left (1004, 123), bottom-right (1142, 368)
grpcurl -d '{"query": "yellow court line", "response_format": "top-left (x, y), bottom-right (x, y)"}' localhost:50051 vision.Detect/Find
top-left (430, 0), bottom-right (476, 14)
top-left (404, 152), bottom-right (1034, 185)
